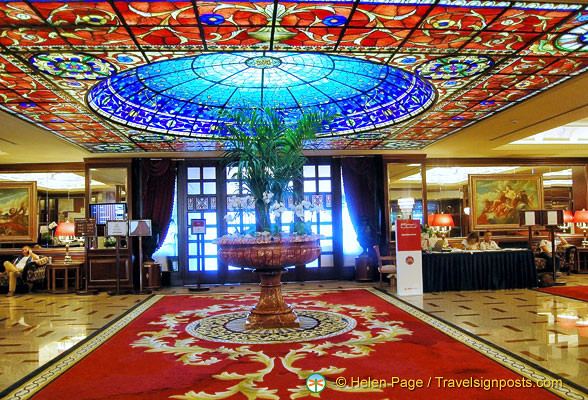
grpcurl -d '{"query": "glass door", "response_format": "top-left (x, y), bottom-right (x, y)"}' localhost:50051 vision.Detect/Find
top-left (178, 162), bottom-right (261, 285)
top-left (178, 160), bottom-right (341, 285)
top-left (299, 161), bottom-right (339, 280)
top-left (182, 164), bottom-right (220, 284)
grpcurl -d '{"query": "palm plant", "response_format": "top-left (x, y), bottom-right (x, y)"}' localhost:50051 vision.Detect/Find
top-left (221, 107), bottom-right (333, 232)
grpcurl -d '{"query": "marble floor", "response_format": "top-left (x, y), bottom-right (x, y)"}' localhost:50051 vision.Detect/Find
top-left (400, 273), bottom-right (588, 390)
top-left (0, 277), bottom-right (587, 394)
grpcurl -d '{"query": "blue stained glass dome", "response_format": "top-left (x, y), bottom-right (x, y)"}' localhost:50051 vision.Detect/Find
top-left (87, 52), bottom-right (437, 137)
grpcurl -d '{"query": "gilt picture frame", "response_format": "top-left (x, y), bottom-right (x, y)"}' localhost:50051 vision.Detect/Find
top-left (469, 174), bottom-right (543, 231)
top-left (0, 181), bottom-right (37, 243)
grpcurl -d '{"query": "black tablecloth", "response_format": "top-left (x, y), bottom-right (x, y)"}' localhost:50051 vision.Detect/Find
top-left (422, 250), bottom-right (536, 292)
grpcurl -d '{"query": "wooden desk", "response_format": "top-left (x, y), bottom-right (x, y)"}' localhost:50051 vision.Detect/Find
top-left (48, 262), bottom-right (82, 293)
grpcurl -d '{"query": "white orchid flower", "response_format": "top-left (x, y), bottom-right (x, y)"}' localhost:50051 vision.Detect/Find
top-left (311, 203), bottom-right (324, 212)
top-left (262, 191), bottom-right (274, 204)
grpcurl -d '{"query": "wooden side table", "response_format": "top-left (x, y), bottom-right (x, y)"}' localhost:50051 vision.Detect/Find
top-left (142, 263), bottom-right (161, 289)
top-left (355, 256), bottom-right (373, 281)
top-left (47, 262), bottom-right (82, 294)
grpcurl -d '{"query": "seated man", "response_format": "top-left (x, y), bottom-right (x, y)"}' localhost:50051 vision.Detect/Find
top-left (538, 231), bottom-right (567, 274)
top-left (480, 230), bottom-right (500, 250)
top-left (3, 245), bottom-right (40, 297)
top-left (461, 232), bottom-right (480, 250)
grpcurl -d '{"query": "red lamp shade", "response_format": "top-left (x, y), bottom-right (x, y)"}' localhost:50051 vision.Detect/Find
top-left (564, 210), bottom-right (574, 223)
top-left (54, 222), bottom-right (75, 237)
top-left (427, 214), bottom-right (434, 226)
top-left (574, 210), bottom-right (588, 224)
top-left (431, 213), bottom-right (454, 227)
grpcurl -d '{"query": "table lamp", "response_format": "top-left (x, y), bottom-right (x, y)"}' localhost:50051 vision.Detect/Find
top-left (430, 213), bottom-right (454, 235)
top-left (558, 210), bottom-right (574, 232)
top-left (573, 209), bottom-right (588, 247)
top-left (55, 221), bottom-right (75, 263)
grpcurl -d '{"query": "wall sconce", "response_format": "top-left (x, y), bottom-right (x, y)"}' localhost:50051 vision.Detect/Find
top-left (397, 197), bottom-right (415, 219)
top-left (573, 209), bottom-right (588, 247)
top-left (430, 213), bottom-right (454, 235)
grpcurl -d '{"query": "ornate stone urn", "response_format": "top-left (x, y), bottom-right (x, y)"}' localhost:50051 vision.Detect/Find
top-left (216, 234), bottom-right (321, 329)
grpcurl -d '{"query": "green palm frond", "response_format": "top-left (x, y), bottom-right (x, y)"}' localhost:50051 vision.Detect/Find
top-left (220, 107), bottom-right (336, 231)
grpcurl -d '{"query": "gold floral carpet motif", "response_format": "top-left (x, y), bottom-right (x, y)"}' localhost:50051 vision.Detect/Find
top-left (185, 308), bottom-right (357, 344)
top-left (2, 289), bottom-right (584, 400)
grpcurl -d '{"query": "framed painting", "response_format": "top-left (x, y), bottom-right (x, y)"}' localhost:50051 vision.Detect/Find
top-left (469, 174), bottom-right (543, 231)
top-left (0, 181), bottom-right (37, 243)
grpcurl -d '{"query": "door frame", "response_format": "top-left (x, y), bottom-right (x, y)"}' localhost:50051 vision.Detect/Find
top-left (177, 157), bottom-right (344, 285)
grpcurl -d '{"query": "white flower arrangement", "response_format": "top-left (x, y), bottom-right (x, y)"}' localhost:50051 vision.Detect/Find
top-left (269, 201), bottom-right (286, 219)
top-left (224, 189), bottom-right (324, 236)
top-left (293, 200), bottom-right (323, 218)
top-left (262, 191), bottom-right (274, 204)
top-left (224, 195), bottom-right (255, 223)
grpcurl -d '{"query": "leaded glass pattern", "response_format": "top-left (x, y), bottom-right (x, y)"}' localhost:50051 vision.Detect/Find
top-left (87, 51), bottom-right (436, 137)
top-left (0, 0), bottom-right (585, 151)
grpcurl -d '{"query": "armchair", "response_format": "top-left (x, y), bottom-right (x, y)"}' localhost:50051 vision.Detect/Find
top-left (0, 257), bottom-right (49, 293)
top-left (373, 245), bottom-right (397, 288)
top-left (559, 245), bottom-right (576, 274)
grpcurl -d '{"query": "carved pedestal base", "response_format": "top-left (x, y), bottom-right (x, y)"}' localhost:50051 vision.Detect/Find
top-left (245, 269), bottom-right (300, 329)
top-left (215, 235), bottom-right (321, 330)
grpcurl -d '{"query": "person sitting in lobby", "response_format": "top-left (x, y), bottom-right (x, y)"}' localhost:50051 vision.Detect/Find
top-left (480, 231), bottom-right (500, 250)
top-left (538, 231), bottom-right (567, 274)
top-left (2, 245), bottom-right (40, 297)
top-left (461, 232), bottom-right (480, 250)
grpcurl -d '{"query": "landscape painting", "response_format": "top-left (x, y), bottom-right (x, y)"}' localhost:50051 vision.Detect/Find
top-left (0, 181), bottom-right (37, 243)
top-left (469, 174), bottom-right (543, 231)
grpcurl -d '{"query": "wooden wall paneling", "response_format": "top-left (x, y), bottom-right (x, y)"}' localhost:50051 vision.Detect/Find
top-left (87, 252), bottom-right (132, 290)
top-left (572, 165), bottom-right (588, 212)
top-left (421, 160), bottom-right (428, 228)
top-left (330, 158), bottom-right (343, 277)
top-left (383, 160), bottom-right (390, 245)
top-left (216, 162), bottom-right (227, 284)
top-left (84, 160), bottom-right (133, 289)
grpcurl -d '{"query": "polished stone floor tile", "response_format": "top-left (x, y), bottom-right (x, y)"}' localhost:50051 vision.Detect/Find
top-left (0, 292), bottom-right (148, 392)
top-left (400, 274), bottom-right (588, 389)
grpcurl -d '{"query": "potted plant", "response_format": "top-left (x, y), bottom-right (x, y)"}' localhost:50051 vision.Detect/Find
top-left (215, 107), bottom-right (333, 329)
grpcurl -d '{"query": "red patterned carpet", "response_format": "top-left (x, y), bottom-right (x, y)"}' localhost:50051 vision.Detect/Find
top-left (537, 285), bottom-right (588, 302)
top-left (3, 289), bottom-right (578, 400)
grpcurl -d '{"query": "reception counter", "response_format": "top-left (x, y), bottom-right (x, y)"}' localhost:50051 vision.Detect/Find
top-left (422, 250), bottom-right (536, 292)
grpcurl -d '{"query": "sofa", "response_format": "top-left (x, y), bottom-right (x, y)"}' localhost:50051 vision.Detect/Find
top-left (0, 256), bottom-right (49, 293)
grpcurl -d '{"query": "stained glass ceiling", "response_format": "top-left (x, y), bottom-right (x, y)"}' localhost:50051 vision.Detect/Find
top-left (0, 1), bottom-right (587, 153)
top-left (87, 52), bottom-right (436, 136)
